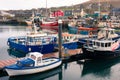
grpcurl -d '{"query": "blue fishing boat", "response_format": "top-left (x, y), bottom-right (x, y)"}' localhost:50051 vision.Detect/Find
top-left (4, 52), bottom-right (62, 76)
top-left (7, 24), bottom-right (57, 54)
top-left (53, 32), bottom-right (78, 49)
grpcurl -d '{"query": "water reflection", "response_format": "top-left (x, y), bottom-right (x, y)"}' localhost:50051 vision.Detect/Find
top-left (78, 58), bottom-right (120, 77)
top-left (7, 48), bottom-right (27, 58)
top-left (9, 65), bottom-right (63, 80)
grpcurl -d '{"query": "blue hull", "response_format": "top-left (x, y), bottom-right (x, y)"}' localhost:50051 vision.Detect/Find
top-left (68, 26), bottom-right (89, 35)
top-left (55, 42), bottom-right (78, 49)
top-left (68, 26), bottom-right (78, 34)
top-left (7, 39), bottom-right (55, 54)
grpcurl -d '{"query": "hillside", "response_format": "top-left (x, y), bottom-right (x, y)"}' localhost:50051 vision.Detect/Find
top-left (83, 0), bottom-right (120, 8)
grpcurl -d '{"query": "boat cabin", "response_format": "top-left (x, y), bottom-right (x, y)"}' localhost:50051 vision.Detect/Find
top-left (16, 52), bottom-right (43, 67)
top-left (90, 39), bottom-right (119, 51)
top-left (93, 40), bottom-right (114, 48)
top-left (62, 33), bottom-right (76, 42)
top-left (26, 33), bottom-right (55, 45)
top-left (28, 52), bottom-right (43, 66)
top-left (97, 28), bottom-right (118, 39)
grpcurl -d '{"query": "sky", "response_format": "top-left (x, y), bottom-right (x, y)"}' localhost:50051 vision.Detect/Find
top-left (0, 0), bottom-right (89, 10)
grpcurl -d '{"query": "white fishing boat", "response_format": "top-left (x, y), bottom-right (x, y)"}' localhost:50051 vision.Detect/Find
top-left (82, 27), bottom-right (120, 58)
top-left (4, 52), bottom-right (62, 76)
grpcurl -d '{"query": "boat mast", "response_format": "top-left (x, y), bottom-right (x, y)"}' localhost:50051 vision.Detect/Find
top-left (72, 4), bottom-right (74, 17)
top-left (46, 0), bottom-right (48, 18)
top-left (98, 0), bottom-right (101, 20)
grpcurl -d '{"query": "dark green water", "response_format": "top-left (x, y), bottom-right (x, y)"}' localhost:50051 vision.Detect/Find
top-left (1, 25), bottom-right (120, 80)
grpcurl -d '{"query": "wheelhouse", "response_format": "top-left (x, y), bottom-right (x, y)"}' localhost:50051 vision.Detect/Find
top-left (92, 40), bottom-right (114, 48)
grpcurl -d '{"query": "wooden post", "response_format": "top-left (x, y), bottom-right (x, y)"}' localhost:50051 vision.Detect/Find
top-left (58, 19), bottom-right (63, 58)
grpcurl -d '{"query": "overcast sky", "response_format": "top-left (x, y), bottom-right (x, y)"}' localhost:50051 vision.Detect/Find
top-left (0, 0), bottom-right (89, 10)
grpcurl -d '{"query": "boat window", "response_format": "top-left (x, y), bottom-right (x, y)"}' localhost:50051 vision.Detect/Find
top-left (30, 55), bottom-right (36, 60)
top-left (101, 43), bottom-right (104, 47)
top-left (108, 43), bottom-right (111, 47)
top-left (115, 40), bottom-right (117, 42)
top-left (17, 61), bottom-right (23, 67)
top-left (50, 59), bottom-right (54, 61)
top-left (94, 42), bottom-right (95, 45)
top-left (96, 42), bottom-right (100, 47)
top-left (105, 43), bottom-right (107, 47)
top-left (67, 36), bottom-right (68, 39)
top-left (24, 64), bottom-right (34, 67)
top-left (37, 57), bottom-right (41, 63)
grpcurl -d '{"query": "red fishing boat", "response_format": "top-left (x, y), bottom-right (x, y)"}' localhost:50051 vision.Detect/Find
top-left (40, 10), bottom-right (64, 31)
top-left (40, 18), bottom-right (58, 31)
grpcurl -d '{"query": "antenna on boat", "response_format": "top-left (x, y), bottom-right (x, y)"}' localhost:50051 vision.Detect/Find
top-left (98, 0), bottom-right (101, 21)
top-left (46, 0), bottom-right (48, 18)
top-left (33, 23), bottom-right (38, 33)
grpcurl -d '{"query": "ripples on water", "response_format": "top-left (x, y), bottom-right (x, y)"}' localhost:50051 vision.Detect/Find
top-left (1, 25), bottom-right (120, 80)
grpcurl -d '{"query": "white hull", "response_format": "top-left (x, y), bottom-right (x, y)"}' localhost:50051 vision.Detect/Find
top-left (6, 61), bottom-right (61, 76)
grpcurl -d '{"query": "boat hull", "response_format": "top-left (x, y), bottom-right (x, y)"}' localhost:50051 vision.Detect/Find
top-left (41, 26), bottom-right (58, 31)
top-left (7, 37), bottom-right (56, 54)
top-left (55, 42), bottom-right (78, 49)
top-left (5, 59), bottom-right (62, 76)
top-left (41, 22), bottom-right (58, 31)
top-left (82, 47), bottom-right (120, 59)
top-left (68, 26), bottom-right (97, 35)
top-left (8, 41), bottom-right (55, 54)
top-left (68, 26), bottom-right (78, 34)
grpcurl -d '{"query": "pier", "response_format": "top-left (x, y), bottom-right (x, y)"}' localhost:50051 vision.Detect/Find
top-left (0, 48), bottom-right (84, 71)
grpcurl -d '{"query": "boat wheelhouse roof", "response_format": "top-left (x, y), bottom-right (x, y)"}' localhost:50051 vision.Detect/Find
top-left (26, 33), bottom-right (47, 37)
top-left (17, 58), bottom-right (35, 65)
top-left (28, 52), bottom-right (43, 57)
top-left (100, 28), bottom-right (115, 31)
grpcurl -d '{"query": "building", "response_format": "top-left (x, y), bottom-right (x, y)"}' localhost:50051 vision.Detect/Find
top-left (111, 8), bottom-right (120, 16)
top-left (0, 11), bottom-right (15, 21)
top-left (64, 10), bottom-right (72, 17)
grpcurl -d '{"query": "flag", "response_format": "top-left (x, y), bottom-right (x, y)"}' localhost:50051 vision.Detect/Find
top-left (111, 42), bottom-right (119, 51)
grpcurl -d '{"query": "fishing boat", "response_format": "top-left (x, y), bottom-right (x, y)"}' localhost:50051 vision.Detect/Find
top-left (25, 12), bottom-right (42, 26)
top-left (40, 17), bottom-right (58, 31)
top-left (53, 32), bottom-right (78, 49)
top-left (82, 27), bottom-right (120, 58)
top-left (7, 24), bottom-right (57, 54)
top-left (4, 52), bottom-right (62, 76)
top-left (68, 19), bottom-right (97, 35)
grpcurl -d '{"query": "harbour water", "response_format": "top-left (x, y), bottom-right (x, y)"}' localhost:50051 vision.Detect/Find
top-left (1, 25), bottom-right (120, 80)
